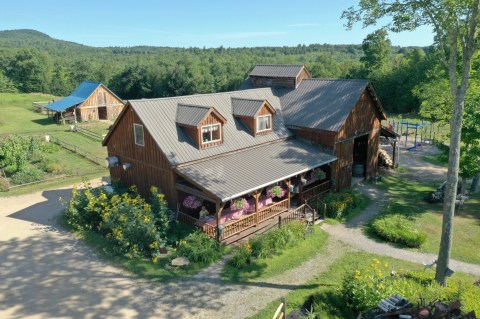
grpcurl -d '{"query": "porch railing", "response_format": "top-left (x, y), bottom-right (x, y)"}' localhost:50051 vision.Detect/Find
top-left (302, 181), bottom-right (330, 201)
top-left (257, 199), bottom-right (289, 223)
top-left (177, 211), bottom-right (198, 226)
top-left (222, 213), bottom-right (257, 239)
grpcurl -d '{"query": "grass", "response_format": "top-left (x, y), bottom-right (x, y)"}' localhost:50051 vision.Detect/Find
top-left (422, 153), bottom-right (448, 166)
top-left (247, 252), bottom-right (479, 319)
top-left (371, 174), bottom-right (480, 264)
top-left (0, 93), bottom-right (110, 194)
top-left (221, 227), bottom-right (329, 282)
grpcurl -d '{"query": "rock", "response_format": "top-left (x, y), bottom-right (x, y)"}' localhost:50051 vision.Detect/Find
top-left (170, 257), bottom-right (190, 267)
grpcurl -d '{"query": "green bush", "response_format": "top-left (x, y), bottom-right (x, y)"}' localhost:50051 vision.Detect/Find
top-left (65, 185), bottom-right (170, 259)
top-left (342, 259), bottom-right (480, 313)
top-left (229, 243), bottom-right (253, 268)
top-left (371, 214), bottom-right (426, 248)
top-left (177, 231), bottom-right (224, 263)
top-left (11, 166), bottom-right (44, 185)
top-left (321, 190), bottom-right (360, 220)
top-left (249, 221), bottom-right (306, 260)
top-left (0, 177), bottom-right (9, 191)
top-left (44, 162), bottom-right (64, 174)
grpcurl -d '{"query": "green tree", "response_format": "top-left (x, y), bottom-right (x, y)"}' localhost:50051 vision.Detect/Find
top-left (360, 28), bottom-right (392, 75)
top-left (0, 72), bottom-right (17, 93)
top-left (7, 48), bottom-right (53, 93)
top-left (343, 0), bottom-right (480, 285)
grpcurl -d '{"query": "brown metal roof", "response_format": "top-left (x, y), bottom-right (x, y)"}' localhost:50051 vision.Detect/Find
top-left (231, 98), bottom-right (265, 117)
top-left (249, 64), bottom-right (305, 78)
top-left (278, 78), bottom-right (371, 132)
top-left (176, 104), bottom-right (212, 127)
top-left (128, 88), bottom-right (292, 165)
top-left (175, 138), bottom-right (337, 202)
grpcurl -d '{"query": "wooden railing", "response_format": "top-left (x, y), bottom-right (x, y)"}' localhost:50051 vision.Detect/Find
top-left (221, 213), bottom-right (257, 239)
top-left (177, 211), bottom-right (198, 226)
top-left (203, 223), bottom-right (217, 238)
top-left (257, 199), bottom-right (289, 223)
top-left (302, 181), bottom-right (330, 201)
top-left (281, 205), bottom-right (305, 226)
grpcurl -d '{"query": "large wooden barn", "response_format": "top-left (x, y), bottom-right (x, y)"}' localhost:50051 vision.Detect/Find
top-left (45, 81), bottom-right (125, 123)
top-left (103, 64), bottom-right (386, 243)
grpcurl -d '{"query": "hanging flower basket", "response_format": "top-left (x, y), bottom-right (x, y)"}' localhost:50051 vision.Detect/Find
top-left (267, 185), bottom-right (285, 198)
top-left (183, 195), bottom-right (203, 209)
top-left (314, 168), bottom-right (326, 180)
top-left (230, 198), bottom-right (250, 211)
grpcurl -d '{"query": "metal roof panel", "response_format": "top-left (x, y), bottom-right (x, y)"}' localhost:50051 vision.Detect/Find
top-left (44, 96), bottom-right (85, 112)
top-left (249, 64), bottom-right (305, 78)
top-left (176, 139), bottom-right (336, 202)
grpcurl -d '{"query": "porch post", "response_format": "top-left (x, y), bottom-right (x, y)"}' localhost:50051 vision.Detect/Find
top-left (286, 179), bottom-right (291, 209)
top-left (392, 140), bottom-right (397, 168)
top-left (299, 173), bottom-right (306, 203)
top-left (215, 202), bottom-right (225, 242)
top-left (253, 192), bottom-right (261, 226)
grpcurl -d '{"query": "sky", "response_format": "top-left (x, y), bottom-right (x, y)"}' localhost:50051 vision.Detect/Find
top-left (1, 0), bottom-right (434, 48)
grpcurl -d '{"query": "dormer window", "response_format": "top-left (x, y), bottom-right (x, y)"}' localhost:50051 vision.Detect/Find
top-left (257, 115), bottom-right (272, 132)
top-left (176, 103), bottom-right (227, 149)
top-left (202, 124), bottom-right (221, 144)
top-left (232, 97), bottom-right (276, 137)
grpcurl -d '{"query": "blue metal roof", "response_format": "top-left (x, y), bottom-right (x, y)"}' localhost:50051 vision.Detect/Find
top-left (45, 95), bottom-right (85, 112)
top-left (45, 81), bottom-right (101, 112)
top-left (71, 81), bottom-right (101, 98)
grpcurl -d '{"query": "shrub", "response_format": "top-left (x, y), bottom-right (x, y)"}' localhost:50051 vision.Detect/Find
top-left (249, 221), bottom-right (306, 259)
top-left (342, 259), bottom-right (480, 314)
top-left (177, 231), bottom-right (224, 263)
top-left (44, 162), bottom-right (64, 174)
top-left (11, 166), bottom-right (44, 185)
top-left (0, 177), bottom-right (9, 191)
top-left (229, 243), bottom-right (253, 268)
top-left (371, 214), bottom-right (426, 248)
top-left (321, 190), bottom-right (359, 220)
top-left (65, 185), bottom-right (170, 259)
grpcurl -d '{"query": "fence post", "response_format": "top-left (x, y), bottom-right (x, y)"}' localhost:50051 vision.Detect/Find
top-left (323, 203), bottom-right (327, 220)
top-left (281, 297), bottom-right (286, 317)
top-left (278, 215), bottom-right (282, 228)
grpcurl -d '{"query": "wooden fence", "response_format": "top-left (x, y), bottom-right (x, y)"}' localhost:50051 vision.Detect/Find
top-left (49, 136), bottom-right (105, 166)
top-left (74, 125), bottom-right (105, 142)
top-left (302, 181), bottom-right (330, 202)
top-left (273, 297), bottom-right (286, 319)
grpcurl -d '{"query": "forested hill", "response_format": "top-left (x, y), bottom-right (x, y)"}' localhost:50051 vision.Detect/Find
top-left (0, 29), bottom-right (432, 113)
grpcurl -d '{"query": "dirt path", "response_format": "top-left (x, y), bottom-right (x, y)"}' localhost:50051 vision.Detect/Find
top-left (1, 145), bottom-right (477, 319)
top-left (0, 178), bottom-right (348, 319)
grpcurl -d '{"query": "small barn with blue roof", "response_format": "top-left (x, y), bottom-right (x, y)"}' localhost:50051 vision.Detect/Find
top-left (45, 81), bottom-right (125, 123)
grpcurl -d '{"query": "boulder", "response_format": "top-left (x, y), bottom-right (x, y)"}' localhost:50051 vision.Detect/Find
top-left (170, 257), bottom-right (190, 267)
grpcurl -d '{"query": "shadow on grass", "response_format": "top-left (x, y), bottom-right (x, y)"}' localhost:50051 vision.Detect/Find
top-left (31, 117), bottom-right (57, 127)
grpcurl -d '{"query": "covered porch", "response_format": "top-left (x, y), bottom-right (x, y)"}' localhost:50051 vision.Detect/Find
top-left (173, 139), bottom-right (337, 243)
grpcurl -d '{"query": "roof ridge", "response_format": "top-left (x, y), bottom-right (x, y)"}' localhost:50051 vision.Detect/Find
top-left (177, 103), bottom-right (212, 109)
top-left (129, 87), bottom-right (274, 103)
top-left (231, 97), bottom-right (265, 102)
top-left (303, 78), bottom-right (368, 82)
top-left (255, 64), bottom-right (304, 67)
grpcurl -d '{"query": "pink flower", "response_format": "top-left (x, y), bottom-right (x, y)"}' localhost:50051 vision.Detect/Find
top-left (183, 195), bottom-right (202, 209)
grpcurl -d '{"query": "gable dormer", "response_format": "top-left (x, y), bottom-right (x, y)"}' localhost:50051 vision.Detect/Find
top-left (249, 64), bottom-right (312, 89)
top-left (232, 98), bottom-right (276, 136)
top-left (176, 104), bottom-right (227, 149)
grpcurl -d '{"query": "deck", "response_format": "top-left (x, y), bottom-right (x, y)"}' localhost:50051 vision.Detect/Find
top-left (177, 201), bottom-right (317, 245)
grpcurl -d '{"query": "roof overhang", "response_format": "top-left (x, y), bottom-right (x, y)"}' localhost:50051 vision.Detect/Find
top-left (174, 139), bottom-right (337, 203)
top-left (44, 96), bottom-right (85, 112)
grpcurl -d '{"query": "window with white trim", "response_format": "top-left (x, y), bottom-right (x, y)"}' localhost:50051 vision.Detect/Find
top-left (201, 124), bottom-right (221, 144)
top-left (134, 124), bottom-right (144, 146)
top-left (257, 115), bottom-right (272, 132)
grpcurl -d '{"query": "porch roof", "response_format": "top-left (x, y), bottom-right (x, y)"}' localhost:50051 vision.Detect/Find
top-left (175, 138), bottom-right (337, 203)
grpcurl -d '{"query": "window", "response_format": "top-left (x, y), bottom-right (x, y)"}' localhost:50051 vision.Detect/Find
top-left (134, 124), bottom-right (144, 146)
top-left (257, 115), bottom-right (272, 132)
top-left (201, 124), bottom-right (221, 144)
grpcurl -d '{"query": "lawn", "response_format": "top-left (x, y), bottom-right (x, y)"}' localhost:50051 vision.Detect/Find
top-left (221, 227), bottom-right (329, 282)
top-left (372, 174), bottom-right (480, 264)
top-left (0, 93), bottom-right (109, 195)
top-left (248, 252), bottom-right (479, 319)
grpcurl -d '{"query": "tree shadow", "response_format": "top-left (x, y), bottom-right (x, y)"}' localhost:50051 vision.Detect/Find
top-left (31, 118), bottom-right (56, 127)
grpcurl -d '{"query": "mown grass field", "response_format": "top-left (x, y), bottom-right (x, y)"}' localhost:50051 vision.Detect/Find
top-left (0, 93), bottom-right (109, 195)
top-left (371, 174), bottom-right (480, 264)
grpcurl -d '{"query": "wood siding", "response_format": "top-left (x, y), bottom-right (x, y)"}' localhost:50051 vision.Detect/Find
top-left (295, 69), bottom-right (311, 87)
top-left (336, 91), bottom-right (381, 183)
top-left (79, 85), bottom-right (125, 121)
top-left (251, 76), bottom-right (296, 89)
top-left (289, 127), bottom-right (336, 149)
top-left (199, 112), bottom-right (224, 149)
top-left (255, 105), bottom-right (274, 136)
top-left (106, 105), bottom-right (177, 207)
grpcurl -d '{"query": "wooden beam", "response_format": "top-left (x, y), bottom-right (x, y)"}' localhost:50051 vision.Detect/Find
top-left (285, 179), bottom-right (291, 209)
top-left (215, 202), bottom-right (226, 242)
top-left (253, 191), bottom-right (261, 226)
top-left (176, 183), bottom-right (217, 203)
